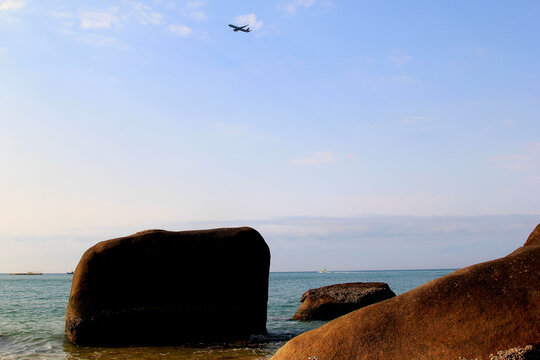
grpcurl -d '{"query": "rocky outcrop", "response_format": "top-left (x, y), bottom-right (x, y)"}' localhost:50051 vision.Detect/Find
top-left (66, 227), bottom-right (270, 346)
top-left (292, 282), bottom-right (395, 320)
top-left (271, 223), bottom-right (540, 360)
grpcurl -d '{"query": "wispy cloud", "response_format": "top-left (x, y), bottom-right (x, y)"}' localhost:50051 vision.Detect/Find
top-left (234, 13), bottom-right (263, 31)
top-left (80, 8), bottom-right (120, 29)
top-left (389, 51), bottom-right (412, 67)
top-left (2, 215), bottom-right (537, 272)
top-left (185, 0), bottom-right (204, 10)
top-left (51, 2), bottom-right (204, 48)
top-left (492, 143), bottom-right (540, 172)
top-left (0, 0), bottom-right (25, 11)
top-left (51, 10), bottom-right (74, 19)
top-left (278, 0), bottom-right (316, 14)
top-left (190, 10), bottom-right (207, 21)
top-left (292, 151), bottom-right (335, 165)
top-left (50, 10), bottom-right (76, 28)
top-left (130, 2), bottom-right (164, 25)
top-left (60, 3), bottom-right (163, 29)
top-left (182, 0), bottom-right (208, 21)
top-left (170, 215), bottom-right (540, 271)
top-left (168, 24), bottom-right (192, 37)
top-left (78, 34), bottom-right (129, 50)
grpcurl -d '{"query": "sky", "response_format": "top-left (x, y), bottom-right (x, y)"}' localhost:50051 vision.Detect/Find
top-left (1, 0), bottom-right (539, 272)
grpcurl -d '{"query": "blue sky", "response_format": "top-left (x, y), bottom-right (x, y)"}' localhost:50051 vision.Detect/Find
top-left (0, 0), bottom-right (539, 272)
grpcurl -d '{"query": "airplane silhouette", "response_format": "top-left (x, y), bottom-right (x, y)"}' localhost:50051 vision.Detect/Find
top-left (228, 24), bottom-right (251, 33)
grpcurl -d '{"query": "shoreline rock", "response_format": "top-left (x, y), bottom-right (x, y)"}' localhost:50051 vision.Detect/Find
top-left (293, 282), bottom-right (396, 320)
top-left (271, 223), bottom-right (540, 360)
top-left (66, 227), bottom-right (270, 346)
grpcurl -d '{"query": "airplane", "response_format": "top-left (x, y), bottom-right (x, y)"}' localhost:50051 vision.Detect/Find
top-left (228, 24), bottom-right (251, 33)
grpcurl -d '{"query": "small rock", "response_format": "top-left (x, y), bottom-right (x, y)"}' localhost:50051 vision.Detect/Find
top-left (292, 282), bottom-right (396, 320)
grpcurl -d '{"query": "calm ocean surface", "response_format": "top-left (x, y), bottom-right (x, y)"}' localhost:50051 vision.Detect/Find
top-left (0, 270), bottom-right (455, 359)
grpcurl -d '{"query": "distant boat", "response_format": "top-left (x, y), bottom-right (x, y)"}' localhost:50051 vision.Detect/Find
top-left (67, 271), bottom-right (74, 274)
top-left (319, 268), bottom-right (328, 274)
top-left (10, 272), bottom-right (43, 275)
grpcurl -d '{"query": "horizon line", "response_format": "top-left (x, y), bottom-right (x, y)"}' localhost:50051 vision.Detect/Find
top-left (0, 268), bottom-right (459, 275)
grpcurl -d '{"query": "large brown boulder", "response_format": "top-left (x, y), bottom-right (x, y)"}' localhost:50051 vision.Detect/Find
top-left (271, 223), bottom-right (540, 360)
top-left (66, 227), bottom-right (270, 346)
top-left (292, 282), bottom-right (395, 320)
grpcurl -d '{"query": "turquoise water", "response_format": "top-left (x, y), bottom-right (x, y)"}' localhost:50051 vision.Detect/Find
top-left (0, 270), bottom-right (454, 359)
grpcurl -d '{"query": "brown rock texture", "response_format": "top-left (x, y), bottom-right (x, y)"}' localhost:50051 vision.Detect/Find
top-left (65, 227), bottom-right (270, 346)
top-left (271, 223), bottom-right (540, 360)
top-left (292, 282), bottom-right (396, 320)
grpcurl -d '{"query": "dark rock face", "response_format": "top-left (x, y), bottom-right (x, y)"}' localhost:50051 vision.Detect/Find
top-left (65, 227), bottom-right (270, 346)
top-left (271, 223), bottom-right (540, 360)
top-left (292, 282), bottom-right (396, 320)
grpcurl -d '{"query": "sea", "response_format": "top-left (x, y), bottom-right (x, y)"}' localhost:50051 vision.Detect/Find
top-left (0, 269), bottom-right (455, 359)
